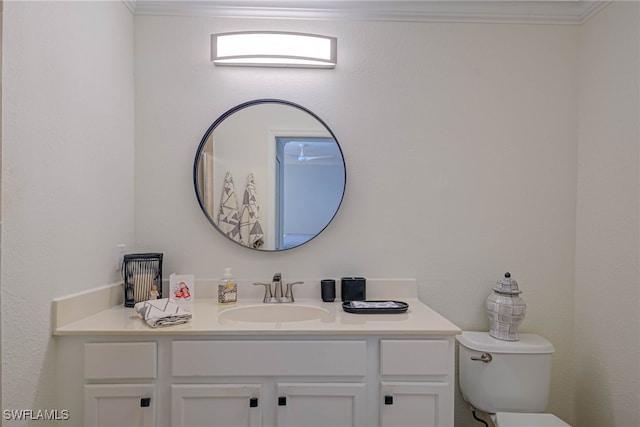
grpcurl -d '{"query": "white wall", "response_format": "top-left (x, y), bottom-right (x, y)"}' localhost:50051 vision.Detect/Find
top-left (135, 15), bottom-right (579, 425)
top-left (4, 4), bottom-right (637, 426)
top-left (1, 0), bottom-right (134, 417)
top-left (575, 3), bottom-right (640, 426)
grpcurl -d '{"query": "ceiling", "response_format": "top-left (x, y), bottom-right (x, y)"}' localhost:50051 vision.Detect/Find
top-left (130, 1), bottom-right (610, 25)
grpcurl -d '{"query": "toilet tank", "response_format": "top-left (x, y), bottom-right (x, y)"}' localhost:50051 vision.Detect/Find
top-left (456, 331), bottom-right (555, 414)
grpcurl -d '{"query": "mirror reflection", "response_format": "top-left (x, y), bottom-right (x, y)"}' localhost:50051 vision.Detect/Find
top-left (194, 100), bottom-right (346, 251)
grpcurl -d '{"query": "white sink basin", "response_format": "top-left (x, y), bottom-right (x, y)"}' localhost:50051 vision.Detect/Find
top-left (219, 304), bottom-right (330, 323)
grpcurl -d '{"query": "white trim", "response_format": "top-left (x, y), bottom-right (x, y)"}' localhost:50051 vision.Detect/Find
top-left (133, 1), bottom-right (610, 25)
top-left (577, 0), bottom-right (611, 24)
top-left (121, 0), bottom-right (136, 14)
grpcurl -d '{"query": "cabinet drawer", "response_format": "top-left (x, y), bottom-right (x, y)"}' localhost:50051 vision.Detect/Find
top-left (380, 340), bottom-right (450, 375)
top-left (172, 340), bottom-right (367, 377)
top-left (85, 342), bottom-right (157, 380)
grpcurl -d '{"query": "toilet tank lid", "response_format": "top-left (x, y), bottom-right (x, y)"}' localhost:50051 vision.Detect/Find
top-left (456, 331), bottom-right (555, 354)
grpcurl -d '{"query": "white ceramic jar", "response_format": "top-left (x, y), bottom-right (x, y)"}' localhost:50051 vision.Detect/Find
top-left (486, 272), bottom-right (526, 341)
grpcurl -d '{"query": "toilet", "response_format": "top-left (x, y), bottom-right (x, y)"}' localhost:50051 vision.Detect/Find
top-left (456, 331), bottom-right (571, 427)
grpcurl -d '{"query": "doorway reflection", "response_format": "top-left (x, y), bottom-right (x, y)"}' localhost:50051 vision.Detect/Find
top-left (275, 137), bottom-right (345, 249)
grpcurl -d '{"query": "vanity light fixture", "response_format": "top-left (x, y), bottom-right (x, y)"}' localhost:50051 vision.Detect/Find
top-left (211, 31), bottom-right (337, 68)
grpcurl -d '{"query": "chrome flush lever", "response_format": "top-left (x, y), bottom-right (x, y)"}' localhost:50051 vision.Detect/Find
top-left (470, 353), bottom-right (493, 363)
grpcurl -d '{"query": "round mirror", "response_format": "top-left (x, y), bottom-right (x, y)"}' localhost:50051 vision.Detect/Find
top-left (194, 99), bottom-right (346, 251)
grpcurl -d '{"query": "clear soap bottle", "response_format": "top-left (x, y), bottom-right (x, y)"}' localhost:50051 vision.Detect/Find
top-left (218, 267), bottom-right (237, 304)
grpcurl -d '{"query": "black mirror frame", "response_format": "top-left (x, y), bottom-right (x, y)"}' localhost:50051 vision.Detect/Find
top-left (193, 99), bottom-right (346, 251)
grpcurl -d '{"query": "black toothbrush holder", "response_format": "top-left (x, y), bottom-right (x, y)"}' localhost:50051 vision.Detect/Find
top-left (321, 279), bottom-right (336, 302)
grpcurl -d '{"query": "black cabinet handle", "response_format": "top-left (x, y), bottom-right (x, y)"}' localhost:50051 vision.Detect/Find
top-left (278, 396), bottom-right (287, 406)
top-left (384, 395), bottom-right (393, 405)
top-left (140, 397), bottom-right (151, 408)
top-left (249, 397), bottom-right (258, 408)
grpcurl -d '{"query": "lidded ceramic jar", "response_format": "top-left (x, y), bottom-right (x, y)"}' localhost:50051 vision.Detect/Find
top-left (486, 272), bottom-right (526, 341)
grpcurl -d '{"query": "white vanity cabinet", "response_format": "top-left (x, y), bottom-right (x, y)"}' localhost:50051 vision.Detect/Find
top-left (379, 339), bottom-right (454, 427)
top-left (62, 335), bottom-right (455, 427)
top-left (171, 384), bottom-right (262, 427)
top-left (380, 382), bottom-right (450, 427)
top-left (170, 340), bottom-right (368, 427)
top-left (85, 384), bottom-right (156, 427)
top-left (53, 280), bottom-right (460, 426)
top-left (170, 382), bottom-right (367, 427)
top-left (82, 342), bottom-right (158, 427)
top-left (275, 382), bottom-right (367, 427)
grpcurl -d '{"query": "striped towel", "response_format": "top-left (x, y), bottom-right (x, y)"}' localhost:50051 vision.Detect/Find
top-left (134, 298), bottom-right (192, 328)
top-left (240, 173), bottom-right (265, 249)
top-left (217, 171), bottom-right (241, 243)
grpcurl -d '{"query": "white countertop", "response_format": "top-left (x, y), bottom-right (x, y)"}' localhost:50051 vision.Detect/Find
top-left (52, 279), bottom-right (461, 336)
top-left (54, 297), bottom-right (460, 336)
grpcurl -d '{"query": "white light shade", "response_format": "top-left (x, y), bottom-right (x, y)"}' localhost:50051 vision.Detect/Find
top-left (211, 32), bottom-right (337, 68)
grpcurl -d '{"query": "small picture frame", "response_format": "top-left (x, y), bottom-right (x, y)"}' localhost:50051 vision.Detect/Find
top-left (169, 274), bottom-right (195, 306)
top-left (122, 253), bottom-right (163, 308)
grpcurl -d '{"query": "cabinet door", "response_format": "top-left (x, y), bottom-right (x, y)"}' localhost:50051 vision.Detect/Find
top-left (171, 384), bottom-right (261, 427)
top-left (380, 382), bottom-right (452, 427)
top-left (84, 384), bottom-right (155, 427)
top-left (276, 383), bottom-right (366, 427)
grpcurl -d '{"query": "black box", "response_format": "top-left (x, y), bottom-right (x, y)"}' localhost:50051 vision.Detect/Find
top-left (341, 277), bottom-right (366, 302)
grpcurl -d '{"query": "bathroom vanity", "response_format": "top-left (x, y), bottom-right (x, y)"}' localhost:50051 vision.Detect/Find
top-left (53, 279), bottom-right (460, 427)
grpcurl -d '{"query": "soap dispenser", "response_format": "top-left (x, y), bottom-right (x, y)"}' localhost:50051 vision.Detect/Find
top-left (218, 268), bottom-right (237, 304)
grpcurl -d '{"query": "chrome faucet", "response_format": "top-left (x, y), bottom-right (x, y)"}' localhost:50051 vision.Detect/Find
top-left (253, 273), bottom-right (303, 303)
top-left (272, 273), bottom-right (283, 299)
top-left (285, 280), bottom-right (304, 302)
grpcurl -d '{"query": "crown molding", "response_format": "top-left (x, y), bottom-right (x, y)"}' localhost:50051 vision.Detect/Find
top-left (132, 1), bottom-right (610, 25)
top-left (122, 0), bottom-right (136, 14)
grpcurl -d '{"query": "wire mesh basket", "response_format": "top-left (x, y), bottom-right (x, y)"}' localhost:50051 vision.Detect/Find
top-left (122, 253), bottom-right (163, 307)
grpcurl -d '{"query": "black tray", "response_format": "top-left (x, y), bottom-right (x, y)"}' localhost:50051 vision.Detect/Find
top-left (342, 300), bottom-right (409, 314)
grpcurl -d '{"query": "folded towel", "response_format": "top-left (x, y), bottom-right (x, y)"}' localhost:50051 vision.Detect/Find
top-left (134, 298), bottom-right (192, 328)
top-left (240, 173), bottom-right (265, 249)
top-left (217, 171), bottom-right (242, 243)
